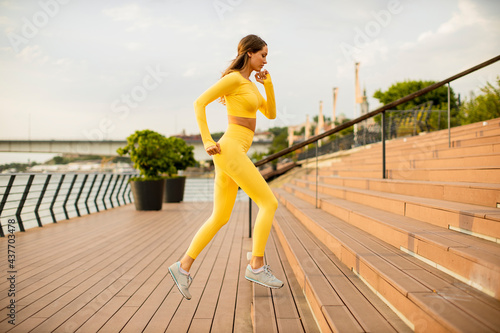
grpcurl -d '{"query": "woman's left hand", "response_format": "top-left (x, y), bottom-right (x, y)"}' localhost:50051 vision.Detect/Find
top-left (255, 70), bottom-right (269, 84)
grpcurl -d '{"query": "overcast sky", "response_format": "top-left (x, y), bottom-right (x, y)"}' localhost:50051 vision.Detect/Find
top-left (1, 0), bottom-right (499, 163)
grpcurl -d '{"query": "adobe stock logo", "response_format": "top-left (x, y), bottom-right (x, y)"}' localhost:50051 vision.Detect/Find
top-left (213, 0), bottom-right (245, 20)
top-left (6, 0), bottom-right (72, 53)
top-left (339, 0), bottom-right (403, 62)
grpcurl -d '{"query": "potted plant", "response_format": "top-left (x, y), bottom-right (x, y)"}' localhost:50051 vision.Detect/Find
top-left (162, 136), bottom-right (196, 203)
top-left (117, 129), bottom-right (173, 211)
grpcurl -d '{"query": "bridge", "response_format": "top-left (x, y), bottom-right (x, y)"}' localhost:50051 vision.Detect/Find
top-left (0, 139), bottom-right (272, 161)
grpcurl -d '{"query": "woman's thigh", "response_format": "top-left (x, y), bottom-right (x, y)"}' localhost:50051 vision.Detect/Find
top-left (214, 145), bottom-right (274, 206)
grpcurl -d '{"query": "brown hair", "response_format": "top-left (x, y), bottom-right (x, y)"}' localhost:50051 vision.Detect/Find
top-left (218, 34), bottom-right (267, 104)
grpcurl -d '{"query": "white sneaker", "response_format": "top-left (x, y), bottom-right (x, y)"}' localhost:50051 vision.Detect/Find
top-left (245, 264), bottom-right (284, 289)
top-left (168, 262), bottom-right (193, 300)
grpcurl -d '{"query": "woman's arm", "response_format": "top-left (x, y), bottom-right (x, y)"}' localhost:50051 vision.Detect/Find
top-left (194, 73), bottom-right (239, 150)
top-left (258, 73), bottom-right (276, 120)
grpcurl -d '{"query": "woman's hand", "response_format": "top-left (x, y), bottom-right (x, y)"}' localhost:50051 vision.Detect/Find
top-left (255, 69), bottom-right (269, 85)
top-left (206, 143), bottom-right (221, 156)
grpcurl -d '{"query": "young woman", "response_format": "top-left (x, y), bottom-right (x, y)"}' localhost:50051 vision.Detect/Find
top-left (169, 34), bottom-right (283, 300)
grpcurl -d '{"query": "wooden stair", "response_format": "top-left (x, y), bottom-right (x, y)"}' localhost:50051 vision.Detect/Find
top-left (269, 118), bottom-right (500, 332)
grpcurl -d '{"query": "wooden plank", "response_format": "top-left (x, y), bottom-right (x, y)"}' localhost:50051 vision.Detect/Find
top-left (211, 205), bottom-right (246, 333)
top-left (252, 284), bottom-right (277, 333)
top-left (74, 296), bottom-right (130, 333)
top-left (233, 238), bottom-right (253, 333)
top-left (287, 182), bottom-right (500, 297)
top-left (271, 227), bottom-right (320, 333)
top-left (0, 206), bottom-right (156, 293)
top-left (265, 231), bottom-right (301, 321)
top-left (0, 200), bottom-right (322, 333)
top-left (282, 209), bottom-right (402, 333)
top-left (165, 204), bottom-right (237, 333)
top-left (275, 188), bottom-right (500, 332)
top-left (188, 318), bottom-right (212, 333)
top-left (0, 211), bottom-right (183, 332)
top-left (56, 209), bottom-right (208, 332)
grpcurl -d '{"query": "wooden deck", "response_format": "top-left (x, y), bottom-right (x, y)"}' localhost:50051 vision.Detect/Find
top-left (0, 202), bottom-right (319, 333)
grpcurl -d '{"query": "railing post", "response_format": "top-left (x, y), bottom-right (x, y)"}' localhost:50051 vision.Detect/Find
top-left (316, 140), bottom-right (319, 208)
top-left (94, 174), bottom-right (107, 212)
top-left (249, 197), bottom-right (252, 238)
top-left (16, 174), bottom-right (35, 232)
top-left (35, 174), bottom-right (51, 227)
top-left (448, 82), bottom-right (451, 148)
top-left (50, 174), bottom-right (65, 223)
top-left (116, 175), bottom-right (126, 206)
top-left (74, 174), bottom-right (88, 217)
top-left (127, 178), bottom-right (132, 203)
top-left (85, 174), bottom-right (98, 215)
top-left (63, 174), bottom-right (78, 220)
top-left (0, 175), bottom-right (16, 237)
top-left (102, 174), bottom-right (114, 210)
top-left (382, 111), bottom-right (387, 179)
top-left (123, 175), bottom-right (132, 204)
top-left (108, 174), bottom-right (120, 209)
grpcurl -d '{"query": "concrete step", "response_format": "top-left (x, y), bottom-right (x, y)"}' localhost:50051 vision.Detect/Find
top-left (303, 175), bottom-right (500, 208)
top-left (283, 182), bottom-right (500, 299)
top-left (273, 205), bottom-right (411, 332)
top-left (274, 188), bottom-right (500, 332)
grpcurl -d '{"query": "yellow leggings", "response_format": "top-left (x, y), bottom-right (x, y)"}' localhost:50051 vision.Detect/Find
top-left (186, 124), bottom-right (278, 259)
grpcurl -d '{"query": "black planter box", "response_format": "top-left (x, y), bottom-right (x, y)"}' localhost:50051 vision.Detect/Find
top-left (130, 178), bottom-right (166, 210)
top-left (164, 176), bottom-right (186, 203)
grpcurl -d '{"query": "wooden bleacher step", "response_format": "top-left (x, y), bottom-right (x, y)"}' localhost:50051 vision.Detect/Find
top-left (294, 178), bottom-right (500, 242)
top-left (303, 175), bottom-right (500, 208)
top-left (283, 182), bottom-right (500, 300)
top-left (274, 188), bottom-right (500, 332)
top-left (325, 119), bottom-right (500, 165)
top-left (330, 152), bottom-right (500, 170)
top-left (273, 204), bottom-right (411, 333)
top-left (319, 165), bottom-right (500, 183)
top-left (330, 142), bottom-right (500, 171)
top-left (248, 227), bottom-right (321, 333)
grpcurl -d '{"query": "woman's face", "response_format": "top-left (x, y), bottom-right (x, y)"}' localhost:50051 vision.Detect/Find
top-left (248, 45), bottom-right (268, 72)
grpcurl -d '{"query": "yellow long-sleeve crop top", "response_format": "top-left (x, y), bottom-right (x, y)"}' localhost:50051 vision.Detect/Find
top-left (194, 71), bottom-right (276, 149)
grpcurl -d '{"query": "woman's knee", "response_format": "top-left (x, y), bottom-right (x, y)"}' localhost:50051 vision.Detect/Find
top-left (210, 211), bottom-right (231, 227)
top-left (259, 194), bottom-right (278, 212)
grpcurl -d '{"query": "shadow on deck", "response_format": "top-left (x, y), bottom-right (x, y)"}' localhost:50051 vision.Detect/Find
top-left (0, 202), bottom-right (318, 333)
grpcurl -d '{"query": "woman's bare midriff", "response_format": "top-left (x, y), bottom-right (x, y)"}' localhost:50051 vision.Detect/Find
top-left (228, 115), bottom-right (256, 132)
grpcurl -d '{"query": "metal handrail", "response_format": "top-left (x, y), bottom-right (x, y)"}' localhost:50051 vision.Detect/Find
top-left (0, 172), bottom-right (136, 236)
top-left (247, 54), bottom-right (500, 237)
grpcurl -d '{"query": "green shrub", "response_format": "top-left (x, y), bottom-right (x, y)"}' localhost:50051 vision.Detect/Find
top-left (117, 129), bottom-right (196, 181)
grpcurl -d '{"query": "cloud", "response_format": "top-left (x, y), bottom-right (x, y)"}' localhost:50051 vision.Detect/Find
top-left (124, 42), bottom-right (142, 50)
top-left (16, 44), bottom-right (48, 63)
top-left (51, 57), bottom-right (73, 67)
top-left (0, 1), bottom-right (22, 10)
top-left (435, 0), bottom-right (486, 34)
top-left (102, 4), bottom-right (166, 31)
top-left (402, 0), bottom-right (488, 49)
top-left (0, 15), bottom-right (12, 26)
top-left (183, 67), bottom-right (196, 77)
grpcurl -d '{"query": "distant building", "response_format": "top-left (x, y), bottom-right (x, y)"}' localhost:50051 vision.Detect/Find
top-left (360, 88), bottom-right (375, 128)
top-left (254, 131), bottom-right (273, 142)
